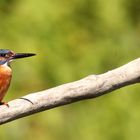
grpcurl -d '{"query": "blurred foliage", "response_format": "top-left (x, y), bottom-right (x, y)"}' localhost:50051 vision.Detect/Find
top-left (0, 0), bottom-right (140, 140)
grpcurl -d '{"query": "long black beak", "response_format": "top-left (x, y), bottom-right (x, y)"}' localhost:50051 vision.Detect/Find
top-left (13, 53), bottom-right (36, 59)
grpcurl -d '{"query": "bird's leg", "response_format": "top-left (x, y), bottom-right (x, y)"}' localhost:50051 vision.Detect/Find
top-left (0, 101), bottom-right (9, 107)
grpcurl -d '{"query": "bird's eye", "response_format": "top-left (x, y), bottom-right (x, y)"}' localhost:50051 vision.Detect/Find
top-left (5, 54), bottom-right (9, 57)
top-left (5, 52), bottom-right (13, 58)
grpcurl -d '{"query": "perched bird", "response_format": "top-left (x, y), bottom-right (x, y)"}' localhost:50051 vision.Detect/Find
top-left (0, 49), bottom-right (36, 106)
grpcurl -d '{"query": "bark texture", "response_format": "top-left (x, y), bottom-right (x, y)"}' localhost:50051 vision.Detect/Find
top-left (0, 58), bottom-right (140, 125)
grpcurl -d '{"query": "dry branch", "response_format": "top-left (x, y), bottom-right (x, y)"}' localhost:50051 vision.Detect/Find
top-left (0, 58), bottom-right (140, 125)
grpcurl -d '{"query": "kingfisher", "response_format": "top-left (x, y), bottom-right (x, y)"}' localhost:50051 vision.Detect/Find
top-left (0, 49), bottom-right (36, 106)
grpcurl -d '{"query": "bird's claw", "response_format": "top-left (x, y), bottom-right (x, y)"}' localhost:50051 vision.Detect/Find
top-left (0, 102), bottom-right (9, 107)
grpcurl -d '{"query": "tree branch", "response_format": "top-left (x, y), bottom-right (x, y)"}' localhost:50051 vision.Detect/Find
top-left (0, 58), bottom-right (140, 125)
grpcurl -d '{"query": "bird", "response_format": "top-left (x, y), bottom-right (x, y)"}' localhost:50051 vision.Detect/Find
top-left (0, 49), bottom-right (36, 106)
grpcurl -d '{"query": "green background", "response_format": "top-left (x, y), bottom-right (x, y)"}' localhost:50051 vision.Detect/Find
top-left (0, 0), bottom-right (140, 140)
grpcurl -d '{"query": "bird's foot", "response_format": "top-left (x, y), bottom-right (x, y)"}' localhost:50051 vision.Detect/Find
top-left (0, 102), bottom-right (9, 107)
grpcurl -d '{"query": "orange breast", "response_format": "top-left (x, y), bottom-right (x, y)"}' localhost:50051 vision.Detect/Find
top-left (0, 65), bottom-right (12, 101)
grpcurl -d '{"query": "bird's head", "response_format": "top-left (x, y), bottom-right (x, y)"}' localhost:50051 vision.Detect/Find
top-left (0, 49), bottom-right (36, 66)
